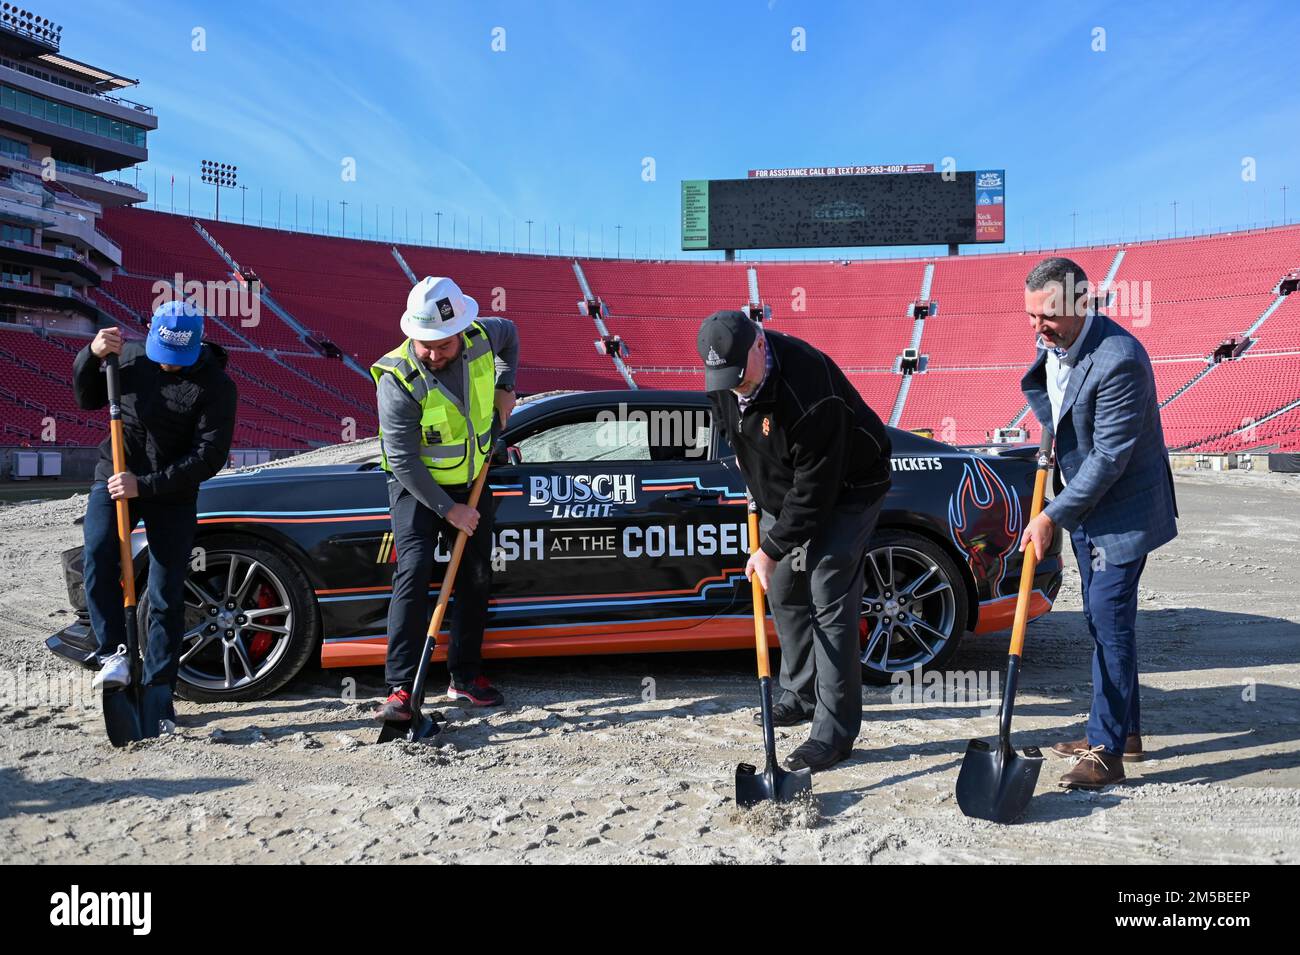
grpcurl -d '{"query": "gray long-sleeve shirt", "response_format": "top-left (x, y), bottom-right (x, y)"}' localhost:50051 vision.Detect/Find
top-left (378, 317), bottom-right (519, 516)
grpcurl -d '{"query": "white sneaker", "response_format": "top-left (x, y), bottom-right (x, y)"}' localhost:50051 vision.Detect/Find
top-left (93, 644), bottom-right (132, 690)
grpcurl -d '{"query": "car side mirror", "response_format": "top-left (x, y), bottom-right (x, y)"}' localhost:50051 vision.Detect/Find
top-left (507, 445), bottom-right (523, 466)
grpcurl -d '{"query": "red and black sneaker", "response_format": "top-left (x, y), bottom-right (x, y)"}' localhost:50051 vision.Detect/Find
top-left (447, 675), bottom-right (504, 707)
top-left (377, 687), bottom-right (413, 722)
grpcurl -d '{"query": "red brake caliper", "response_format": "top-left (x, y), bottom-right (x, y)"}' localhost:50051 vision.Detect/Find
top-left (248, 584), bottom-right (276, 661)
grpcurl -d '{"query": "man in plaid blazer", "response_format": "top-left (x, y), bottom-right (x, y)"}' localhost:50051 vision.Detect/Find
top-left (1019, 257), bottom-right (1179, 790)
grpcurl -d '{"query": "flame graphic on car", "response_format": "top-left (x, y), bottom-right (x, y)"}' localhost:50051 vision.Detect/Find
top-left (947, 457), bottom-right (1023, 594)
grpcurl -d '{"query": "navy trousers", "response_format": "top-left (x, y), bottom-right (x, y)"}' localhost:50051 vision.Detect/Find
top-left (82, 481), bottom-right (197, 689)
top-left (1072, 526), bottom-right (1147, 755)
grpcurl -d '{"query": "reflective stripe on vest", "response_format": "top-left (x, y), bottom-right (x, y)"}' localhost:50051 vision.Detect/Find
top-left (371, 322), bottom-right (496, 486)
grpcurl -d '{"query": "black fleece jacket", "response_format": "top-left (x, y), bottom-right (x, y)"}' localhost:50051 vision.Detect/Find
top-left (709, 330), bottom-right (892, 560)
top-left (73, 339), bottom-right (238, 502)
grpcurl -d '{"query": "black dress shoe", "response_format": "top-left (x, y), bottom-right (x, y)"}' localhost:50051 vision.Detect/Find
top-left (783, 739), bottom-right (852, 772)
top-left (753, 701), bottom-right (813, 727)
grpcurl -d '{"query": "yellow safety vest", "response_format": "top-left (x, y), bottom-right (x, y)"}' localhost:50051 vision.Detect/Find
top-left (371, 322), bottom-right (496, 486)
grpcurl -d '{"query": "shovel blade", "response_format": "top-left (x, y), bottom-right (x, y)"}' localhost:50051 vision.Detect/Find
top-left (376, 709), bottom-right (443, 745)
top-left (103, 686), bottom-right (143, 748)
top-left (955, 737), bottom-right (1044, 824)
top-left (735, 758), bottom-right (813, 808)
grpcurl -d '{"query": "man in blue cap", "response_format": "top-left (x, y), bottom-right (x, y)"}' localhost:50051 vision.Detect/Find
top-left (73, 301), bottom-right (238, 707)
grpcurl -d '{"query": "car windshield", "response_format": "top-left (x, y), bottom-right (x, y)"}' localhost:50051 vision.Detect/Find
top-left (515, 407), bottom-right (712, 464)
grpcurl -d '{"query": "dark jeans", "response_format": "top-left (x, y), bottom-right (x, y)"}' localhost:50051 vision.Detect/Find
top-left (83, 481), bottom-right (197, 689)
top-left (384, 478), bottom-right (496, 689)
top-left (761, 496), bottom-right (884, 752)
top-left (1072, 526), bottom-right (1147, 755)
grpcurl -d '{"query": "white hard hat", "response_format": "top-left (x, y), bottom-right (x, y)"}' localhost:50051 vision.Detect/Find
top-left (400, 276), bottom-right (478, 341)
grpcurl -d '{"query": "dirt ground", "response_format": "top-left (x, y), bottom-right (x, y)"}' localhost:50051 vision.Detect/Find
top-left (2, 456), bottom-right (1298, 864)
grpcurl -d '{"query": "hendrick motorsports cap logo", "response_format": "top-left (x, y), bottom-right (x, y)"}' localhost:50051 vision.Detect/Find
top-left (157, 326), bottom-right (194, 347)
top-left (812, 200), bottom-right (866, 221)
top-left (529, 474), bottom-right (636, 518)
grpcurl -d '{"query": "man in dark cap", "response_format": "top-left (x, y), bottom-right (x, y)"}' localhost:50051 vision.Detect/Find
top-left (699, 310), bottom-right (892, 771)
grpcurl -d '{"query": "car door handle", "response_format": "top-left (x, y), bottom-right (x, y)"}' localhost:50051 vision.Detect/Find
top-left (665, 489), bottom-right (720, 505)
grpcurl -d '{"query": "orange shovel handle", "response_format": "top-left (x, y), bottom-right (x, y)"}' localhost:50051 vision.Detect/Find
top-left (746, 505), bottom-right (771, 680)
top-left (426, 455), bottom-right (493, 640)
top-left (1007, 429), bottom-right (1054, 658)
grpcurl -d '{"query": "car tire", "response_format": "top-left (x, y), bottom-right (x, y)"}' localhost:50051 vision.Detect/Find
top-left (138, 535), bottom-right (320, 703)
top-left (858, 529), bottom-right (969, 686)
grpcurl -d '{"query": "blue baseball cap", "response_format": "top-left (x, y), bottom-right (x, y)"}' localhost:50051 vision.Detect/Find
top-left (146, 300), bottom-right (204, 366)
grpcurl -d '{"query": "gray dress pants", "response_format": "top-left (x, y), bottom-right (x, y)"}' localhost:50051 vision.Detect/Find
top-left (761, 496), bottom-right (883, 752)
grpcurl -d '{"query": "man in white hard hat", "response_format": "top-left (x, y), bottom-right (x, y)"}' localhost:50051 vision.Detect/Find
top-left (371, 277), bottom-right (519, 717)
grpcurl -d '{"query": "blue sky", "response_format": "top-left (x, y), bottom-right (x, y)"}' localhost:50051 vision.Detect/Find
top-left (43, 0), bottom-right (1300, 259)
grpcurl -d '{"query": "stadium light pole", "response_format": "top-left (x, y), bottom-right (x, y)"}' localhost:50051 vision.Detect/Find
top-left (616, 224), bottom-right (622, 259)
top-left (200, 159), bottom-right (237, 221)
top-left (239, 184), bottom-right (248, 223)
top-left (435, 211), bottom-right (442, 246)
top-left (1171, 200), bottom-right (1179, 238)
top-left (340, 200), bottom-right (348, 237)
top-left (1282, 185), bottom-right (1289, 225)
top-left (526, 219), bottom-right (533, 253)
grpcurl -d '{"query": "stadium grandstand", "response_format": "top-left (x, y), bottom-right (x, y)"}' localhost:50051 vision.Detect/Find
top-left (1, 11), bottom-right (1298, 472)
top-left (2, 203), bottom-right (1300, 460)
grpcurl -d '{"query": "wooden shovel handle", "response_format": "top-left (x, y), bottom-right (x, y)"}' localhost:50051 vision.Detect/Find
top-left (105, 355), bottom-right (137, 609)
top-left (426, 455), bottom-right (493, 639)
top-left (1007, 428), bottom-right (1054, 658)
top-left (746, 504), bottom-right (771, 679)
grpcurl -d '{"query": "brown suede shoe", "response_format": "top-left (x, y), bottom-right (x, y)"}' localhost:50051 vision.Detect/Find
top-left (1059, 746), bottom-right (1126, 790)
top-left (1050, 734), bottom-right (1143, 761)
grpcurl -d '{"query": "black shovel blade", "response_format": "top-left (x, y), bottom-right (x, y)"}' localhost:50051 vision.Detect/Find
top-left (103, 686), bottom-right (143, 748)
top-left (735, 757), bottom-right (813, 808)
top-left (955, 737), bottom-right (1044, 823)
top-left (376, 709), bottom-right (443, 744)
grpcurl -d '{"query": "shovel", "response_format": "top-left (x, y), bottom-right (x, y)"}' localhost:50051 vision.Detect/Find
top-left (101, 353), bottom-right (168, 747)
top-left (955, 426), bottom-right (1054, 823)
top-left (736, 498), bottom-right (812, 808)
top-left (377, 445), bottom-right (495, 744)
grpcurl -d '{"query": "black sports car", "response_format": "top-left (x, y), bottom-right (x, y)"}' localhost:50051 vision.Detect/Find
top-left (47, 390), bottom-right (1063, 702)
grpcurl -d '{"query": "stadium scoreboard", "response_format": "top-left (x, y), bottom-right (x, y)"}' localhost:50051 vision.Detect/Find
top-left (681, 168), bottom-right (1005, 251)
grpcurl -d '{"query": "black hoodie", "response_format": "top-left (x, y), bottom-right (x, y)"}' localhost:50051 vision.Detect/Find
top-left (709, 330), bottom-right (892, 560)
top-left (73, 339), bottom-right (238, 502)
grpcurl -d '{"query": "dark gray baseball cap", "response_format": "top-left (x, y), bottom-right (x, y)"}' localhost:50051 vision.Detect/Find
top-left (697, 310), bottom-right (758, 392)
